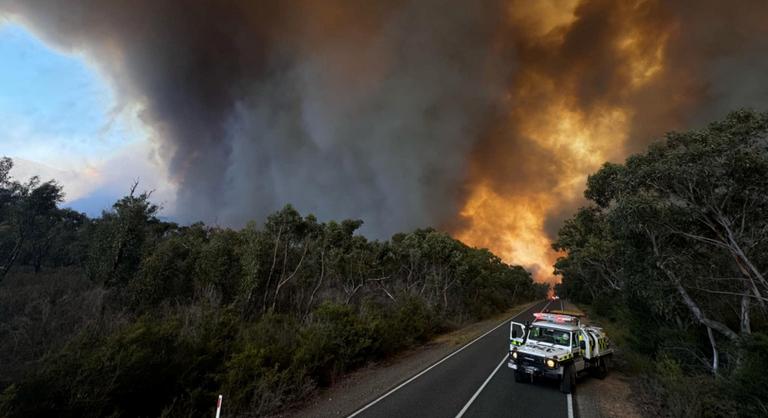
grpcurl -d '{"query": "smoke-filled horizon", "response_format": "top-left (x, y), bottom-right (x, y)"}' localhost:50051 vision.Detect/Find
top-left (3, 0), bottom-right (768, 282)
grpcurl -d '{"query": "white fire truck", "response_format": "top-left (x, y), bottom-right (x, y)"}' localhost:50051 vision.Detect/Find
top-left (508, 311), bottom-right (613, 394)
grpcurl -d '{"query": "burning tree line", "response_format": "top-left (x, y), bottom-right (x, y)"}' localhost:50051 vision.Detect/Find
top-left (0, 163), bottom-right (545, 417)
top-left (554, 110), bottom-right (768, 416)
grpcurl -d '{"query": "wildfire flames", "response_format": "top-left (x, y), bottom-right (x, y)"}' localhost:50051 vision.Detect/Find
top-left (455, 0), bottom-right (669, 282)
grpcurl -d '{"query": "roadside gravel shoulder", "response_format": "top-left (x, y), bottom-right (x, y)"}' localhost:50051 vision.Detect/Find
top-left (279, 301), bottom-right (540, 418)
top-left (575, 370), bottom-right (643, 418)
top-left (565, 302), bottom-right (644, 418)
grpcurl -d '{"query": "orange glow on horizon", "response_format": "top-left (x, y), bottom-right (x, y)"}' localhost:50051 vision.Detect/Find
top-left (456, 105), bottom-right (629, 284)
top-left (454, 1), bottom-right (669, 283)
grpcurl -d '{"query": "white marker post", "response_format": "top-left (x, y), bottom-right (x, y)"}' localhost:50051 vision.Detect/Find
top-left (215, 394), bottom-right (223, 418)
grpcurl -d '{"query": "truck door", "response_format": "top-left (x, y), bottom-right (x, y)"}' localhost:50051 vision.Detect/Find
top-left (510, 321), bottom-right (526, 349)
top-left (572, 332), bottom-right (586, 372)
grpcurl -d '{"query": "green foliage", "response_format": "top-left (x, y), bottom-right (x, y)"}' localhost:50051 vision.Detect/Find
top-left (557, 111), bottom-right (768, 415)
top-left (220, 313), bottom-right (310, 415)
top-left (85, 185), bottom-right (163, 286)
top-left (727, 333), bottom-right (768, 416)
top-left (0, 309), bottom-right (234, 418)
top-left (648, 357), bottom-right (731, 418)
top-left (296, 303), bottom-right (374, 385)
top-left (0, 159), bottom-right (542, 417)
top-left (0, 158), bottom-right (65, 280)
top-left (195, 228), bottom-right (242, 303)
top-left (129, 231), bottom-right (198, 308)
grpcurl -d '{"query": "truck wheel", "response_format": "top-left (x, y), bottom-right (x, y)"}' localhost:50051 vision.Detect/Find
top-left (560, 365), bottom-right (575, 394)
top-left (514, 370), bottom-right (527, 383)
top-left (594, 357), bottom-right (608, 379)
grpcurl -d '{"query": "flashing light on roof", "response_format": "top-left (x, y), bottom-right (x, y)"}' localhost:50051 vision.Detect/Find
top-left (533, 312), bottom-right (579, 325)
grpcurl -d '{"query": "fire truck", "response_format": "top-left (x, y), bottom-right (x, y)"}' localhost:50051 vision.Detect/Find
top-left (508, 311), bottom-right (613, 394)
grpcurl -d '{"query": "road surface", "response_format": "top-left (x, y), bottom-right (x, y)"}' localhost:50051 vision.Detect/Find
top-left (348, 299), bottom-right (572, 418)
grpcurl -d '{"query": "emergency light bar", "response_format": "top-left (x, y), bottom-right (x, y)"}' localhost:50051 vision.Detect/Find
top-left (533, 312), bottom-right (580, 325)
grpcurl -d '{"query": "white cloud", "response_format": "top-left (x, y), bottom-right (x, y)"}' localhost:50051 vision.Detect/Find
top-left (10, 135), bottom-right (176, 218)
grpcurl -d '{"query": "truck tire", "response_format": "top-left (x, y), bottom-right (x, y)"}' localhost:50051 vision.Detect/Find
top-left (514, 370), bottom-right (527, 383)
top-left (594, 357), bottom-right (608, 379)
top-left (560, 365), bottom-right (576, 394)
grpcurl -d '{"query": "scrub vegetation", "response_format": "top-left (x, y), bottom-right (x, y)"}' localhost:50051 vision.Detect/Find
top-left (0, 161), bottom-right (545, 417)
top-left (555, 110), bottom-right (768, 417)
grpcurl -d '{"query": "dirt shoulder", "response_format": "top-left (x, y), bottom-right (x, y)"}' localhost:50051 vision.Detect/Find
top-left (564, 302), bottom-right (645, 418)
top-left (575, 369), bottom-right (644, 418)
top-left (279, 300), bottom-right (540, 418)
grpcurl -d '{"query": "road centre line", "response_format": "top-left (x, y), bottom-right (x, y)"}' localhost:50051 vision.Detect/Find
top-left (543, 298), bottom-right (553, 314)
top-left (454, 354), bottom-right (507, 417)
top-left (346, 300), bottom-right (550, 417)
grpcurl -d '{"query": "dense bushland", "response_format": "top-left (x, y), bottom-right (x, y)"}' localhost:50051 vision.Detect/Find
top-left (0, 160), bottom-right (545, 417)
top-left (554, 110), bottom-right (768, 417)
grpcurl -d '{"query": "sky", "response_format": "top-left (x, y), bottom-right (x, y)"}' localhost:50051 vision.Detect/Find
top-left (0, 21), bottom-right (173, 216)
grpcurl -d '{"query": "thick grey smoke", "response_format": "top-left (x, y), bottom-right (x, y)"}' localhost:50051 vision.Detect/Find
top-left (0, 0), bottom-right (510, 236)
top-left (220, 2), bottom-right (510, 234)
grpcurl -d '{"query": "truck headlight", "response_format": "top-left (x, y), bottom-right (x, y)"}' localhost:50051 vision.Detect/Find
top-left (512, 351), bottom-right (518, 359)
top-left (546, 359), bottom-right (556, 368)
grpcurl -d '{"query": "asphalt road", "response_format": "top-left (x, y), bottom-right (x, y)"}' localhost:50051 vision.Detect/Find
top-left (348, 299), bottom-right (571, 418)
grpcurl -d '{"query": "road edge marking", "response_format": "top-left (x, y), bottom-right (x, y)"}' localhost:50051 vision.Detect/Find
top-left (454, 354), bottom-right (507, 418)
top-left (567, 393), bottom-right (574, 418)
top-left (346, 300), bottom-right (548, 418)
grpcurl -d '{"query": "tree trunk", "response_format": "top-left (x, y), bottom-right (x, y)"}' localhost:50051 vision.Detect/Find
top-left (305, 248), bottom-right (325, 317)
top-left (262, 226), bottom-right (283, 313)
top-left (647, 229), bottom-right (739, 341)
top-left (272, 241), bottom-right (308, 311)
top-left (0, 235), bottom-right (24, 279)
top-left (706, 326), bottom-right (719, 375)
top-left (741, 289), bottom-right (751, 334)
top-left (344, 283), bottom-right (363, 304)
top-left (673, 279), bottom-right (738, 340)
top-left (378, 282), bottom-right (396, 302)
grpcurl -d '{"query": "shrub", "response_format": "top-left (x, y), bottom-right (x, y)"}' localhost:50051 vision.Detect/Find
top-left (294, 303), bottom-right (373, 386)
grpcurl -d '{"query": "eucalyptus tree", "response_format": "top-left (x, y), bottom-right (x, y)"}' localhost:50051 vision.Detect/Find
top-left (0, 158), bottom-right (64, 280)
top-left (557, 110), bottom-right (768, 374)
top-left (85, 183), bottom-right (162, 287)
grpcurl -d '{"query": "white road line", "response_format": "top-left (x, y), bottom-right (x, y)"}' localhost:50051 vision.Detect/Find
top-left (543, 298), bottom-right (553, 313)
top-left (561, 298), bottom-right (573, 418)
top-left (455, 354), bottom-right (507, 418)
top-left (346, 300), bottom-right (548, 418)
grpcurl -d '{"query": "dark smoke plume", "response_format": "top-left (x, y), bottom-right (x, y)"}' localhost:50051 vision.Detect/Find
top-left (1, 0), bottom-right (510, 236)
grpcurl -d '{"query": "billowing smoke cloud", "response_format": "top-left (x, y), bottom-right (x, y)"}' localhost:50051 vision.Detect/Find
top-left (2, 0), bottom-right (768, 281)
top-left (0, 0), bottom-right (510, 235)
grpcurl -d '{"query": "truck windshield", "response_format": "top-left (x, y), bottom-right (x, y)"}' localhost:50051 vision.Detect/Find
top-left (528, 326), bottom-right (571, 346)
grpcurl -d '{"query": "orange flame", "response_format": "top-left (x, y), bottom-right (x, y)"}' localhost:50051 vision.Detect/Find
top-left (455, 0), bottom-right (670, 283)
